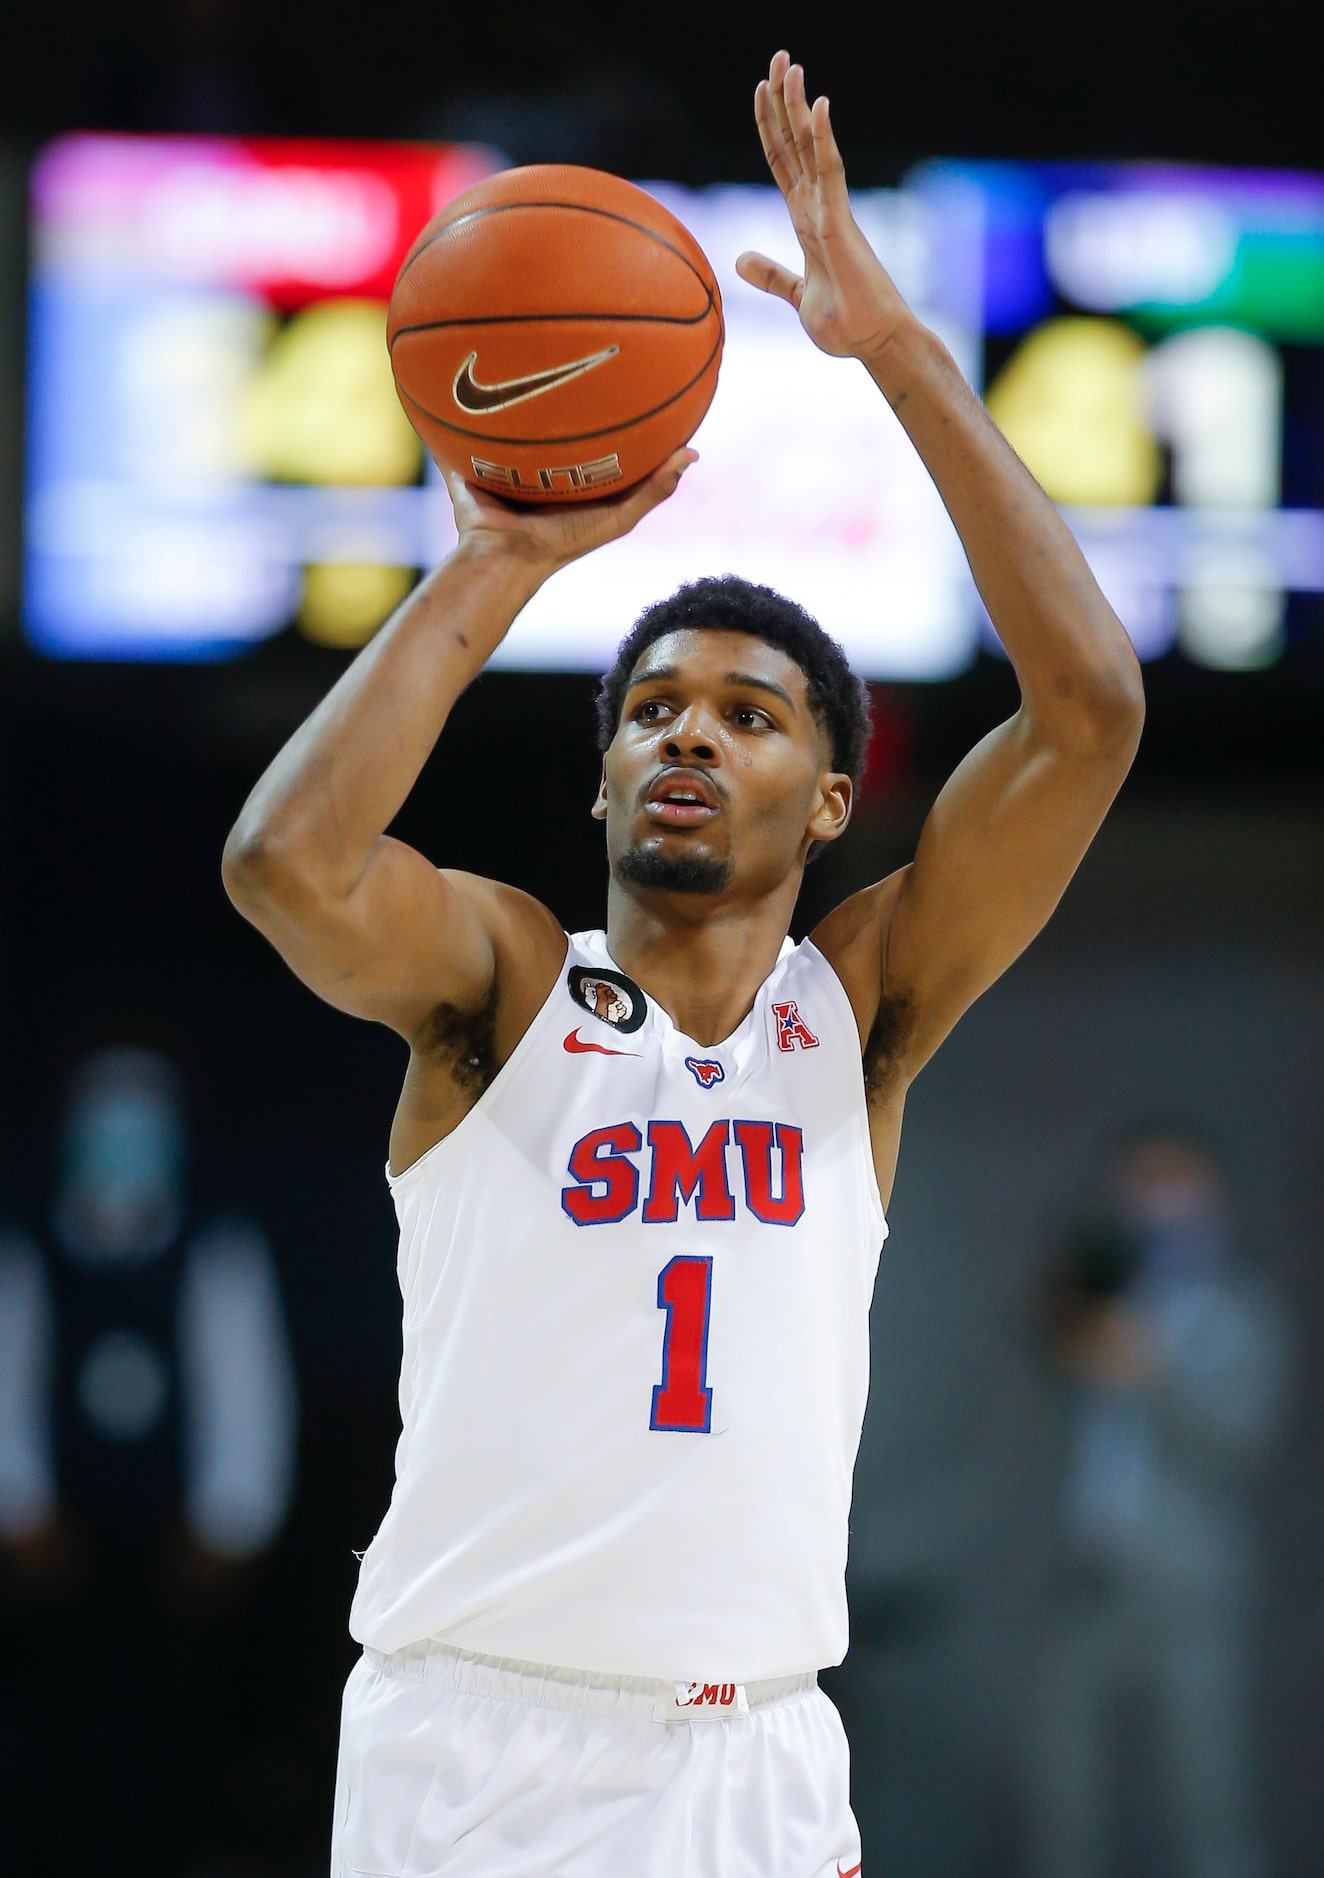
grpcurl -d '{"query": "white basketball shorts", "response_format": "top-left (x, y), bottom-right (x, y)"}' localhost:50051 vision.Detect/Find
top-left (330, 1638), bottom-right (863, 1878)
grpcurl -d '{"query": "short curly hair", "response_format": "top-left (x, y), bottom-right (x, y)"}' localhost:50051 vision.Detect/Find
top-left (595, 574), bottom-right (872, 785)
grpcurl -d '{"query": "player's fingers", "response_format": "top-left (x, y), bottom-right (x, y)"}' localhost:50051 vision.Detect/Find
top-left (609, 448), bottom-right (698, 527)
top-left (754, 81), bottom-right (798, 196)
top-left (784, 62), bottom-right (818, 184)
top-left (765, 51), bottom-right (802, 186)
top-left (440, 463), bottom-right (492, 515)
top-left (735, 251), bottom-right (805, 307)
top-left (619, 449), bottom-right (698, 524)
top-left (811, 96), bottom-right (849, 211)
top-left (654, 445), bottom-right (700, 487)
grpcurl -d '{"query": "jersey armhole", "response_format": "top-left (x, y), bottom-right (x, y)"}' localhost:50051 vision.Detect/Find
top-left (797, 939), bottom-right (889, 1243)
top-left (386, 931), bottom-right (572, 1191)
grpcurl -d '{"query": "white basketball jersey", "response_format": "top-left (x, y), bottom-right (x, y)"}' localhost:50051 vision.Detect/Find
top-left (349, 930), bottom-right (888, 1681)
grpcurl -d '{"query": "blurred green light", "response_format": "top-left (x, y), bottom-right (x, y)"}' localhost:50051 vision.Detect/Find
top-left (1134, 234), bottom-right (1324, 341)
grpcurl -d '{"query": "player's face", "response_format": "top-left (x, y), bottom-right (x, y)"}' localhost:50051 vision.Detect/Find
top-left (593, 629), bottom-right (852, 897)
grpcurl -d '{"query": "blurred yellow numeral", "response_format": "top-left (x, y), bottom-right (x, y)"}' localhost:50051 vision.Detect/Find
top-left (985, 317), bottom-right (1161, 506)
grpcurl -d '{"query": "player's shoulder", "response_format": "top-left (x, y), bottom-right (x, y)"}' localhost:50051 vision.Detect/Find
top-left (433, 867), bottom-right (555, 935)
top-left (437, 870), bottom-right (567, 956)
top-left (809, 868), bottom-right (911, 1011)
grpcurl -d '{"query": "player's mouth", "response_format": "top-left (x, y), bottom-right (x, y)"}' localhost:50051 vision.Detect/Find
top-left (643, 768), bottom-right (722, 828)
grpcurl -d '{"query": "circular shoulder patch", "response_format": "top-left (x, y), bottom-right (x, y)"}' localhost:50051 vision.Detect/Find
top-left (567, 964), bottom-right (647, 1034)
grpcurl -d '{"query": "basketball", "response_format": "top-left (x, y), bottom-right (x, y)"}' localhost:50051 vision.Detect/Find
top-left (387, 165), bottom-right (724, 504)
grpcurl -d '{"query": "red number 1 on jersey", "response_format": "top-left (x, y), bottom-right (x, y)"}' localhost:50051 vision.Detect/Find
top-left (650, 1255), bottom-right (713, 1433)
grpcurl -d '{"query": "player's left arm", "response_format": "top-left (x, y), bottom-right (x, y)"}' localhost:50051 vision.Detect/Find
top-left (740, 53), bottom-right (1145, 1078)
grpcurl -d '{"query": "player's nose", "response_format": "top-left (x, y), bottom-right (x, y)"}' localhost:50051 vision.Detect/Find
top-left (661, 703), bottom-right (719, 763)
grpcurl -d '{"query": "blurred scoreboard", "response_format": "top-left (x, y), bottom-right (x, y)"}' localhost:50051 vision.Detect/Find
top-left (24, 136), bottom-right (498, 660)
top-left (23, 136), bottom-right (1324, 675)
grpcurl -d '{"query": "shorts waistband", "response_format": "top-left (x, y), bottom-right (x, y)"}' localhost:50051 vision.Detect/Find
top-left (363, 1637), bottom-right (818, 1722)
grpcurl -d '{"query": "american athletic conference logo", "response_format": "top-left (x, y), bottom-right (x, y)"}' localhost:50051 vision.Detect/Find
top-left (771, 999), bottom-right (819, 1052)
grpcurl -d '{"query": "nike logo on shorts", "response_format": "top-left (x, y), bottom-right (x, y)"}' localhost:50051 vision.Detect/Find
top-left (452, 346), bottom-right (620, 414)
top-left (563, 1029), bottom-right (637, 1058)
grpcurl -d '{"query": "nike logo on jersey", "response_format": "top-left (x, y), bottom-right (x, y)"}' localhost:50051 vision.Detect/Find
top-left (563, 1029), bottom-right (637, 1058)
top-left (837, 1862), bottom-right (863, 1878)
top-left (452, 346), bottom-right (620, 414)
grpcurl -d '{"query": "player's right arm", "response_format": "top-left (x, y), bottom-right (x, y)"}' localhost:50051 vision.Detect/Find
top-left (221, 453), bottom-right (695, 1041)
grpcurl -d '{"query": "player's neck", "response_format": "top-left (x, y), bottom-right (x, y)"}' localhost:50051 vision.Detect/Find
top-left (604, 883), bottom-right (797, 1047)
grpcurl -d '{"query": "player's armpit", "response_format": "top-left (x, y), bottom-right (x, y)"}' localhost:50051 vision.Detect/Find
top-left (881, 698), bottom-right (1141, 1076)
top-left (810, 869), bottom-right (907, 1072)
top-left (813, 693), bottom-right (1139, 1089)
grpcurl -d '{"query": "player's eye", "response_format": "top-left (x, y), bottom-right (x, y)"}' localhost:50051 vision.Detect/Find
top-left (733, 705), bottom-right (772, 730)
top-left (634, 699), bottom-right (672, 723)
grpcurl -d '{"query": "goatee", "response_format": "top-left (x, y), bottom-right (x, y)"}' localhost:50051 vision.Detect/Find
top-left (615, 845), bottom-right (730, 895)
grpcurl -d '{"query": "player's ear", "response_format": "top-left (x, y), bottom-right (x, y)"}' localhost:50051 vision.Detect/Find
top-left (590, 759), bottom-right (608, 822)
top-left (806, 772), bottom-right (852, 849)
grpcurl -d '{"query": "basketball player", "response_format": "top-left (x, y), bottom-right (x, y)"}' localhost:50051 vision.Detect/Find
top-left (223, 52), bottom-right (1144, 1878)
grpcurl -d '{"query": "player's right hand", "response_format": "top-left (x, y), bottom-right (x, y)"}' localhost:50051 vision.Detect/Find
top-left (440, 447), bottom-right (697, 578)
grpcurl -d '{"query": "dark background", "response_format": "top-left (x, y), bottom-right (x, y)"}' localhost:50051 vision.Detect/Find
top-left (2, 0), bottom-right (1321, 173)
top-left (1, 4), bottom-right (1321, 1874)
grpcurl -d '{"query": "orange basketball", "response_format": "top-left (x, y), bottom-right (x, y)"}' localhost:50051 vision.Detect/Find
top-left (387, 165), bottom-right (723, 504)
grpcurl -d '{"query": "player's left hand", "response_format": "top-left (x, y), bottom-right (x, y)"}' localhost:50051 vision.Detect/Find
top-left (736, 50), bottom-right (917, 366)
top-left (439, 447), bottom-right (697, 578)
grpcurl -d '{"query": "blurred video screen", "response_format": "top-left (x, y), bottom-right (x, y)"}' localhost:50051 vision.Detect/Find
top-left (23, 137), bottom-right (1324, 675)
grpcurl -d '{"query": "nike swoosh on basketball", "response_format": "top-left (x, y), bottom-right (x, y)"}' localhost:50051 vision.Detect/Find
top-left (563, 1028), bottom-right (637, 1058)
top-left (452, 346), bottom-right (619, 415)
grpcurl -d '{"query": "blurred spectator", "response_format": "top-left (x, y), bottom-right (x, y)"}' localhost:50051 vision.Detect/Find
top-left (0, 1046), bottom-right (297, 1872)
top-left (1025, 1128), bottom-right (1291, 1878)
top-left (0, 1046), bottom-right (296, 1572)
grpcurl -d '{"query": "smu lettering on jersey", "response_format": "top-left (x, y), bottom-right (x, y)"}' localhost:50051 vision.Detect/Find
top-left (349, 931), bottom-right (887, 1682)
